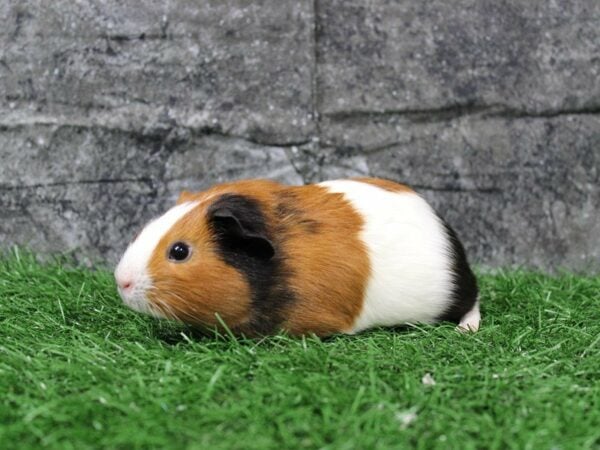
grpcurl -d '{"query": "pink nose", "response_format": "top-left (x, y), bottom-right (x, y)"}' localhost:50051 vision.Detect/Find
top-left (116, 275), bottom-right (134, 292)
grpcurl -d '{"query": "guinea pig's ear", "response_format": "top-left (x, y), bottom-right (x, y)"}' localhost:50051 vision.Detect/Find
top-left (208, 195), bottom-right (275, 261)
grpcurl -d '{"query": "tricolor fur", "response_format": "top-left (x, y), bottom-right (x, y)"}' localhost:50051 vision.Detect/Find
top-left (115, 178), bottom-right (480, 336)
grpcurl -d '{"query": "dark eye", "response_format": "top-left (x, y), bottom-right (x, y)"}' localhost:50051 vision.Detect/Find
top-left (168, 242), bottom-right (191, 262)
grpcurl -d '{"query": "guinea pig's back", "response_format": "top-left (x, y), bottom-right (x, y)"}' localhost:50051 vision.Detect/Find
top-left (318, 179), bottom-right (476, 332)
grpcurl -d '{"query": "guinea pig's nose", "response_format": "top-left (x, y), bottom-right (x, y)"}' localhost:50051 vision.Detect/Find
top-left (116, 274), bottom-right (134, 292)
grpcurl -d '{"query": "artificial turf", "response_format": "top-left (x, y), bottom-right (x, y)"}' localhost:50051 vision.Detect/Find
top-left (0, 251), bottom-right (599, 450)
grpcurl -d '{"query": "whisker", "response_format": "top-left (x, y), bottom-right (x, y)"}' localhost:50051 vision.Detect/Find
top-left (148, 287), bottom-right (200, 322)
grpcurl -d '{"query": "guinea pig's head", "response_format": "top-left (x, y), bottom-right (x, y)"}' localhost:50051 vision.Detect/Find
top-left (114, 193), bottom-right (276, 330)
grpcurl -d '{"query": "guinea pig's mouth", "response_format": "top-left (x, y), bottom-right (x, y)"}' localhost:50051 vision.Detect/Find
top-left (117, 284), bottom-right (166, 319)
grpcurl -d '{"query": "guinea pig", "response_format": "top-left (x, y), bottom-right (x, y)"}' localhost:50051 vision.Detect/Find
top-left (114, 177), bottom-right (480, 337)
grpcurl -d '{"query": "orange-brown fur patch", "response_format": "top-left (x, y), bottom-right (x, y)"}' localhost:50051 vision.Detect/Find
top-left (352, 176), bottom-right (414, 193)
top-left (151, 179), bottom-right (370, 336)
top-left (176, 191), bottom-right (195, 204)
top-left (275, 185), bottom-right (370, 336)
top-left (147, 202), bottom-right (252, 329)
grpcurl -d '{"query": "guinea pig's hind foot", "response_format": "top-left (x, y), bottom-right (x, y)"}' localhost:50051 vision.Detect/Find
top-left (456, 299), bottom-right (481, 333)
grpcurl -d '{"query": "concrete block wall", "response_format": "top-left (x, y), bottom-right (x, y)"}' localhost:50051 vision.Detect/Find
top-left (1, 1), bottom-right (598, 270)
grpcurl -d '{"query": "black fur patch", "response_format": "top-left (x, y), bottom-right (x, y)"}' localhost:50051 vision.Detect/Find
top-left (207, 194), bottom-right (295, 335)
top-left (436, 218), bottom-right (479, 323)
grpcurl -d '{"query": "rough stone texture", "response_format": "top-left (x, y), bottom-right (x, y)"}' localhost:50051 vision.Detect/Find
top-left (317, 0), bottom-right (600, 115)
top-left (0, 0), bottom-right (315, 143)
top-left (1, 0), bottom-right (598, 271)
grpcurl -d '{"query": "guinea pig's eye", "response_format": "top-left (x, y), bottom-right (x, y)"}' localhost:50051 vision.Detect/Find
top-left (168, 242), bottom-right (191, 262)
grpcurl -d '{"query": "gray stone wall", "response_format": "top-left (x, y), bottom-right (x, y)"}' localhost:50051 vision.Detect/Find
top-left (1, 0), bottom-right (598, 271)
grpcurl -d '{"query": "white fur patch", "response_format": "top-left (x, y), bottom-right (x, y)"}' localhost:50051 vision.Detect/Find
top-left (457, 299), bottom-right (481, 332)
top-left (114, 201), bottom-right (199, 314)
top-left (319, 180), bottom-right (454, 333)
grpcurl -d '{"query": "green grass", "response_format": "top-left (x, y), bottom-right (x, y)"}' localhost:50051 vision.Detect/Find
top-left (0, 251), bottom-right (599, 450)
